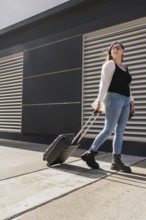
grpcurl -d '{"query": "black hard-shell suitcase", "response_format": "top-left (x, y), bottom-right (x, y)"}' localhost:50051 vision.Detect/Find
top-left (43, 112), bottom-right (99, 166)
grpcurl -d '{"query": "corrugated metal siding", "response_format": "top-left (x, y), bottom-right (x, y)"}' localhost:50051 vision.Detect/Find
top-left (0, 53), bottom-right (23, 132)
top-left (82, 17), bottom-right (146, 141)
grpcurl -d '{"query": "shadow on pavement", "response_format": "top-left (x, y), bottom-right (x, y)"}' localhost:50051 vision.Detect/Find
top-left (0, 138), bottom-right (49, 152)
top-left (51, 162), bottom-right (109, 179)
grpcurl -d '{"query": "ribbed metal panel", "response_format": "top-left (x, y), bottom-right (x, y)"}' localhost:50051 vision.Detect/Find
top-left (82, 17), bottom-right (146, 141)
top-left (0, 53), bottom-right (23, 132)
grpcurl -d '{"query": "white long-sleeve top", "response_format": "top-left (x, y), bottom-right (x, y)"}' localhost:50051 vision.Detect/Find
top-left (92, 60), bottom-right (134, 111)
top-left (97, 60), bottom-right (115, 101)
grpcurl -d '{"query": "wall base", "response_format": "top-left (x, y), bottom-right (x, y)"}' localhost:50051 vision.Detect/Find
top-left (80, 138), bottom-right (146, 157)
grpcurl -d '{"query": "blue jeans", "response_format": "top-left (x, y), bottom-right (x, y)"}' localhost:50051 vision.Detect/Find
top-left (91, 92), bottom-right (130, 154)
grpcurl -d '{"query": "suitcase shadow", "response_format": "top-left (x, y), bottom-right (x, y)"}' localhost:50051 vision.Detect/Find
top-left (51, 163), bottom-right (109, 179)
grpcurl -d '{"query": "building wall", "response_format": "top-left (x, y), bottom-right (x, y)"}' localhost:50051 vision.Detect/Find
top-left (0, 0), bottom-right (146, 154)
top-left (22, 35), bottom-right (82, 135)
top-left (1, 0), bottom-right (146, 56)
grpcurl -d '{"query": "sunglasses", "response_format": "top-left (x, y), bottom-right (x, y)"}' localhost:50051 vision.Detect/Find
top-left (111, 45), bottom-right (122, 50)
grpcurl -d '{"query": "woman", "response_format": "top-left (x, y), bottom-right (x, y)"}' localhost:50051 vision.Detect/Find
top-left (81, 41), bottom-right (135, 173)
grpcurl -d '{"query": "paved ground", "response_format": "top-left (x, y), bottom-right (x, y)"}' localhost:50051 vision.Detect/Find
top-left (0, 138), bottom-right (145, 220)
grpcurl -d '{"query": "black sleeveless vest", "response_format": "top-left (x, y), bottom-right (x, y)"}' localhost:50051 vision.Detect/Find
top-left (108, 63), bottom-right (132, 97)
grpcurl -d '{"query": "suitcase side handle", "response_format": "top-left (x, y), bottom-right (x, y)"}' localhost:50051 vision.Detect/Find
top-left (71, 112), bottom-right (100, 145)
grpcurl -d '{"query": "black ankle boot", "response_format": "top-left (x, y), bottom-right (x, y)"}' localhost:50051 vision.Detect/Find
top-left (111, 154), bottom-right (131, 173)
top-left (81, 150), bottom-right (99, 169)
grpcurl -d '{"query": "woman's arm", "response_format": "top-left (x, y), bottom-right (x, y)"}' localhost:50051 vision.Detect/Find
top-left (130, 88), bottom-right (135, 115)
top-left (97, 60), bottom-right (115, 101)
top-left (94, 60), bottom-right (115, 113)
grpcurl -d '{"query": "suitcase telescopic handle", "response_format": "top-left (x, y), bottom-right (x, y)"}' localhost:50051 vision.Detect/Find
top-left (71, 112), bottom-right (100, 145)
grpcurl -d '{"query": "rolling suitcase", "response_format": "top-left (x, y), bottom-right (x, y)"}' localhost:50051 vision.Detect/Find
top-left (43, 112), bottom-right (99, 166)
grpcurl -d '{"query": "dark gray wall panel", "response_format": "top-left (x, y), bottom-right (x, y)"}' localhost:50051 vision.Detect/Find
top-left (23, 36), bottom-right (82, 77)
top-left (22, 104), bottom-right (81, 135)
top-left (23, 69), bottom-right (81, 104)
top-left (22, 35), bottom-right (82, 135)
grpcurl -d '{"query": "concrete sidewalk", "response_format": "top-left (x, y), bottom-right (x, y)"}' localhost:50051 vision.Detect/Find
top-left (0, 139), bottom-right (145, 220)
